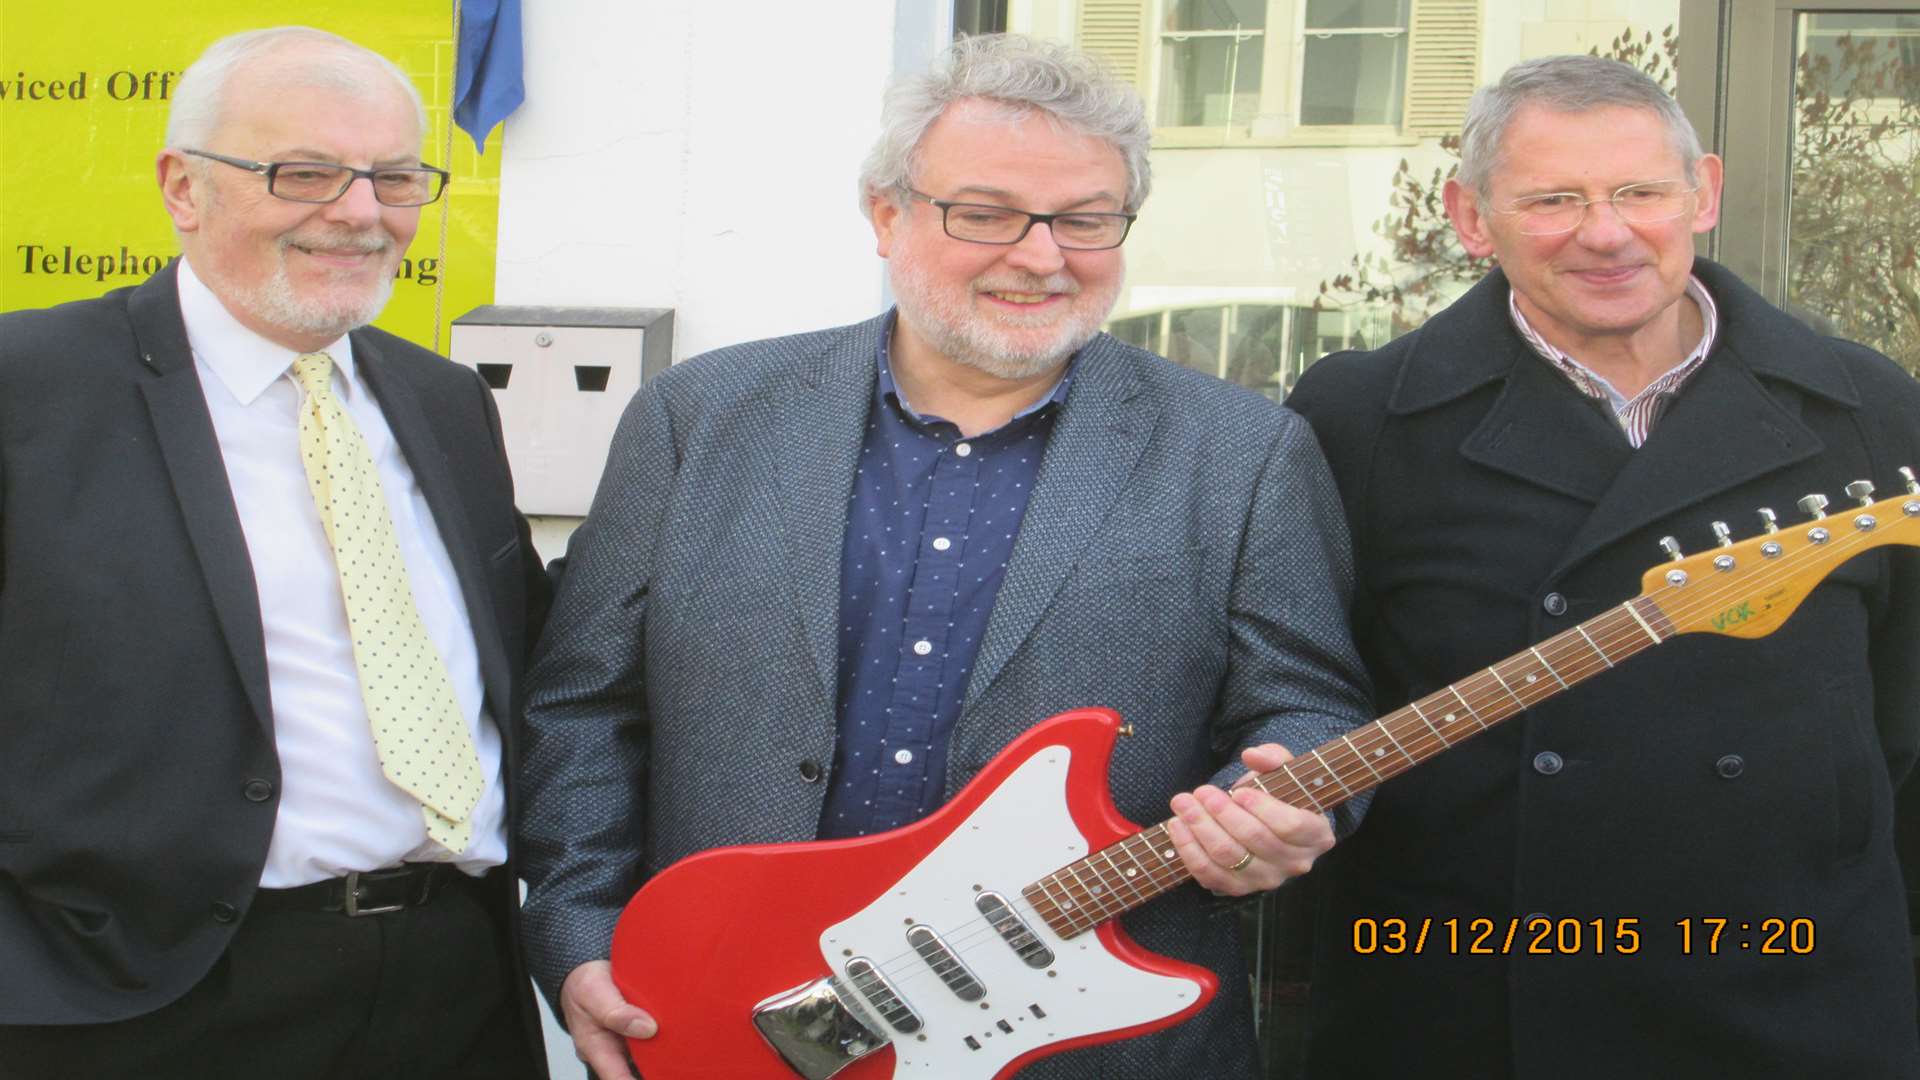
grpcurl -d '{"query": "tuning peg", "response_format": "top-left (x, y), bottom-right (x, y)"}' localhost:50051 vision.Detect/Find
top-left (1798, 494), bottom-right (1829, 519)
top-left (1710, 521), bottom-right (1733, 547)
top-left (1902, 466), bottom-right (1919, 495)
top-left (1845, 480), bottom-right (1875, 507)
top-left (1659, 536), bottom-right (1684, 561)
top-left (1757, 507), bottom-right (1779, 534)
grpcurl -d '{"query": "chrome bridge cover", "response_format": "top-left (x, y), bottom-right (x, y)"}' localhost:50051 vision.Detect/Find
top-left (750, 975), bottom-right (890, 1080)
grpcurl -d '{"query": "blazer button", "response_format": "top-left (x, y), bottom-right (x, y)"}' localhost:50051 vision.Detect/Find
top-left (1715, 754), bottom-right (1745, 779)
top-left (797, 760), bottom-right (824, 783)
top-left (1542, 592), bottom-right (1569, 617)
top-left (210, 900), bottom-right (239, 923)
top-left (1532, 751), bottom-right (1564, 775)
top-left (242, 779), bottom-right (274, 802)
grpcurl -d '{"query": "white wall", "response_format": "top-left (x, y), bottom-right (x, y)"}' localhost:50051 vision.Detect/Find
top-left (493, 5), bottom-right (900, 1071)
top-left (496, 1), bottom-right (898, 363)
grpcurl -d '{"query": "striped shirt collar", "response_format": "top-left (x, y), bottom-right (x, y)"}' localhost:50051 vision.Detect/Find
top-left (1506, 273), bottom-right (1719, 447)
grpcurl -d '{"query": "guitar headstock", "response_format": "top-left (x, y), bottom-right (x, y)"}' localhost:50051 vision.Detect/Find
top-left (1640, 469), bottom-right (1920, 639)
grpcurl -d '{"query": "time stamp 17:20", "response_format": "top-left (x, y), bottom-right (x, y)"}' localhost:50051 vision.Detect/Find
top-left (1349, 916), bottom-right (1817, 956)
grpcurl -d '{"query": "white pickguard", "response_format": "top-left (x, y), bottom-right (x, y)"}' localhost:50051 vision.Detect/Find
top-left (818, 746), bottom-right (1201, 1077)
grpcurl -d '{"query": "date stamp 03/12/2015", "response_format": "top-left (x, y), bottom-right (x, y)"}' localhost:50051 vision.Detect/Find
top-left (1350, 916), bottom-right (1817, 956)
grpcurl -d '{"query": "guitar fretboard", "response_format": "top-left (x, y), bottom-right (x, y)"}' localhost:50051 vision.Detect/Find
top-left (1021, 597), bottom-right (1675, 938)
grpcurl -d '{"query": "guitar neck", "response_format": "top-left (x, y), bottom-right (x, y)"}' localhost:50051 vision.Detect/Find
top-left (1023, 597), bottom-right (1675, 938)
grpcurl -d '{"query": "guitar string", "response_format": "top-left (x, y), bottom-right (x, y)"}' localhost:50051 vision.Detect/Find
top-left (1020, 500), bottom-right (1907, 936)
top-left (852, 497), bottom-right (1911, 993)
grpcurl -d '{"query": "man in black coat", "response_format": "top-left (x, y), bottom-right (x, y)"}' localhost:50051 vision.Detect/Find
top-left (0, 27), bottom-right (551, 1078)
top-left (1289, 54), bottom-right (1920, 1077)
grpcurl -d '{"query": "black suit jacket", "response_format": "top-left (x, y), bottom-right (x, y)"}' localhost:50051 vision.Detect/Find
top-left (0, 264), bottom-right (553, 1043)
top-left (1287, 259), bottom-right (1920, 1078)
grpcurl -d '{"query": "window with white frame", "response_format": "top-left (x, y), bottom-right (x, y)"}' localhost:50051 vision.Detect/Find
top-left (1157, 0), bottom-right (1267, 128)
top-left (1299, 0), bottom-right (1410, 126)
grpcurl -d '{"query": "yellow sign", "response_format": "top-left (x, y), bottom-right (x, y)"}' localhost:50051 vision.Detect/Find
top-left (0, 2), bottom-right (498, 353)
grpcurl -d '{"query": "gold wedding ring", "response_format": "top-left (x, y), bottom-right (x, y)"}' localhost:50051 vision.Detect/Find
top-left (1228, 851), bottom-right (1255, 872)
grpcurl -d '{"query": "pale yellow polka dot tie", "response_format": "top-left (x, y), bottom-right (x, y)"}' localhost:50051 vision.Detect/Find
top-left (292, 352), bottom-right (483, 853)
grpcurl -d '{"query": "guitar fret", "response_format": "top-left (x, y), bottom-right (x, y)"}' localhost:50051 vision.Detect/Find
top-left (1530, 646), bottom-right (1571, 689)
top-left (1312, 753), bottom-right (1356, 799)
top-left (1488, 665), bottom-right (1528, 711)
top-left (1623, 600), bottom-right (1663, 644)
top-left (1575, 624), bottom-right (1613, 667)
top-left (1376, 715), bottom-right (1416, 764)
top-left (1342, 733), bottom-right (1384, 782)
top-left (1447, 686), bottom-right (1488, 730)
top-left (1409, 699), bottom-right (1453, 746)
top-left (1278, 761), bottom-right (1325, 812)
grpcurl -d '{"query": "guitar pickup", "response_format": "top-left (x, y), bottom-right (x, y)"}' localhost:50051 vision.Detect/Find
top-left (906, 923), bottom-right (986, 1001)
top-left (976, 891), bottom-right (1055, 969)
top-left (843, 957), bottom-right (922, 1034)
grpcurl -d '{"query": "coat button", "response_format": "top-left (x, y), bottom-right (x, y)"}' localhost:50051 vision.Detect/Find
top-left (210, 900), bottom-right (238, 923)
top-left (797, 760), bottom-right (823, 783)
top-left (1715, 754), bottom-right (1745, 779)
top-left (1533, 751), bottom-right (1564, 775)
top-left (242, 779), bottom-right (274, 802)
top-left (1542, 592), bottom-right (1568, 617)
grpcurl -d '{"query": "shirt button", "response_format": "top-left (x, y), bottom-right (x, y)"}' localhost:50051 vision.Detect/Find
top-left (210, 900), bottom-right (239, 924)
top-left (797, 760), bottom-right (824, 783)
top-left (893, 749), bottom-right (915, 765)
top-left (242, 779), bottom-right (274, 803)
top-left (1542, 592), bottom-right (1568, 617)
top-left (1533, 751), bottom-right (1564, 775)
top-left (932, 537), bottom-right (951, 551)
top-left (1715, 754), bottom-right (1745, 779)
top-left (954, 442), bottom-right (972, 458)
top-left (913, 639), bottom-right (933, 656)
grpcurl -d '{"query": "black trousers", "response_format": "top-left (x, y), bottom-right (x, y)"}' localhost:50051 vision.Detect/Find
top-left (0, 869), bottom-right (545, 1079)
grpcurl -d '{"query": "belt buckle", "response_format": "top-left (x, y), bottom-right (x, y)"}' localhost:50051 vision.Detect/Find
top-left (342, 869), bottom-right (408, 917)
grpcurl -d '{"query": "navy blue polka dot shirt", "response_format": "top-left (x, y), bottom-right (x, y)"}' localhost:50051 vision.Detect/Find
top-left (818, 316), bottom-right (1070, 839)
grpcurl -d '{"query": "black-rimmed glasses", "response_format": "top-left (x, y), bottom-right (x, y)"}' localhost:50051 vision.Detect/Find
top-left (182, 148), bottom-right (449, 207)
top-left (906, 189), bottom-right (1135, 251)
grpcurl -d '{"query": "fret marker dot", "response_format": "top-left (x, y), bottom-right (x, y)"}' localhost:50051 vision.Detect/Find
top-left (1526, 674), bottom-right (1539, 684)
top-left (1443, 713), bottom-right (1456, 723)
top-left (1125, 868), bottom-right (1137, 877)
top-left (1312, 778), bottom-right (1325, 787)
top-left (1162, 849), bottom-right (1175, 859)
top-left (1372, 749), bottom-right (1385, 758)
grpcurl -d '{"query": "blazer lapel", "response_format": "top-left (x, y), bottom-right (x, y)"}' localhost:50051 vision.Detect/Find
top-left (963, 335), bottom-right (1157, 706)
top-left (779, 317), bottom-right (886, 695)
top-left (355, 334), bottom-right (514, 719)
top-left (129, 265), bottom-right (274, 732)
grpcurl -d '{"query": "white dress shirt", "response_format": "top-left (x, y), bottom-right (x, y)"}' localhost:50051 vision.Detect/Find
top-left (177, 259), bottom-right (507, 886)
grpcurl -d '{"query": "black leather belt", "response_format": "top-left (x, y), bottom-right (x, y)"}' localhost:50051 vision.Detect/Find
top-left (252, 863), bottom-right (467, 917)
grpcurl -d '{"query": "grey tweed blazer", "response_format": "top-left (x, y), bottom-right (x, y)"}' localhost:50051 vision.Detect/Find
top-left (517, 313), bottom-right (1371, 1077)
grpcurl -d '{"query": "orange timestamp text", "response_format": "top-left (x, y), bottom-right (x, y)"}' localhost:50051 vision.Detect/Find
top-left (1350, 916), bottom-right (1817, 956)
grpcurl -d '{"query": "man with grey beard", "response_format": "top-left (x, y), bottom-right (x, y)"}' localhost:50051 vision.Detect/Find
top-left (519, 33), bottom-right (1371, 1080)
top-left (0, 27), bottom-right (550, 1078)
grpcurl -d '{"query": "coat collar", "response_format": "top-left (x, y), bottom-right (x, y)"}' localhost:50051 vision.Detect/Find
top-left (1387, 258), bottom-right (1861, 416)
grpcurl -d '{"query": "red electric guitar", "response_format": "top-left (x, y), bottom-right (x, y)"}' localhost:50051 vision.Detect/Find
top-left (610, 472), bottom-right (1920, 1079)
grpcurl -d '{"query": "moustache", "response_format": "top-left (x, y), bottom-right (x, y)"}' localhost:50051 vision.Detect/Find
top-left (974, 273), bottom-right (1079, 296)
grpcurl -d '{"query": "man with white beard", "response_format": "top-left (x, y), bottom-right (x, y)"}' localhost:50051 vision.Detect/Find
top-left (518, 33), bottom-right (1372, 1080)
top-left (0, 27), bottom-right (550, 1078)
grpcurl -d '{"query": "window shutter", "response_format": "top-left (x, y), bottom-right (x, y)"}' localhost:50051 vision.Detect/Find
top-left (1404, 0), bottom-right (1481, 136)
top-left (1078, 0), bottom-right (1150, 91)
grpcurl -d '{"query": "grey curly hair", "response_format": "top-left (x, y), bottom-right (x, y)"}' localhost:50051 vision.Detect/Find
top-left (858, 33), bottom-right (1152, 217)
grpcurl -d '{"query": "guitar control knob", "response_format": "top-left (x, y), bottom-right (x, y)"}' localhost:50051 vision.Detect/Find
top-left (1710, 522), bottom-right (1733, 548)
top-left (1798, 494), bottom-right (1829, 519)
top-left (1757, 508), bottom-right (1780, 534)
top-left (1845, 480), bottom-right (1875, 507)
top-left (1658, 536), bottom-right (1684, 561)
top-left (1901, 466), bottom-right (1919, 494)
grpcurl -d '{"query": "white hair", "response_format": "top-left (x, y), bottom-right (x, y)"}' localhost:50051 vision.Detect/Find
top-left (166, 26), bottom-right (426, 150)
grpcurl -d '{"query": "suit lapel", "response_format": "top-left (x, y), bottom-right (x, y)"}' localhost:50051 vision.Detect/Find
top-left (129, 265), bottom-right (274, 732)
top-left (963, 336), bottom-right (1157, 706)
top-left (355, 334), bottom-right (515, 720)
top-left (779, 318), bottom-right (885, 695)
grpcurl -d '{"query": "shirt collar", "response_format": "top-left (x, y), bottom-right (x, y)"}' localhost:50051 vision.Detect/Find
top-left (1507, 273), bottom-right (1718, 408)
top-left (177, 256), bottom-right (356, 405)
top-left (875, 308), bottom-right (1073, 425)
